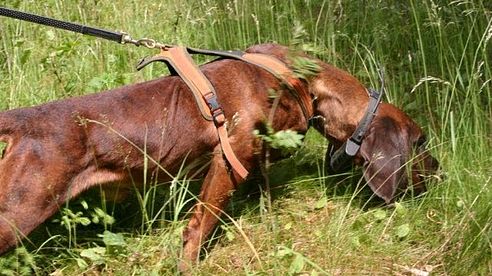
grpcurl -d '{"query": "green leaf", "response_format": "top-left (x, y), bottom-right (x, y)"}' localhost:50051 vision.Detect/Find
top-left (100, 230), bottom-right (126, 247)
top-left (352, 216), bottom-right (368, 230)
top-left (80, 200), bottom-right (89, 210)
top-left (396, 223), bottom-right (411, 239)
top-left (78, 217), bottom-right (91, 226)
top-left (270, 130), bottom-right (304, 154)
top-left (289, 254), bottom-right (305, 274)
top-left (276, 247), bottom-right (292, 258)
top-left (291, 56), bottom-right (321, 79)
top-left (20, 49), bottom-right (31, 66)
top-left (80, 247), bottom-right (106, 265)
top-left (221, 225), bottom-right (235, 242)
top-left (255, 125), bottom-right (304, 156)
top-left (284, 222), bottom-right (293, 230)
top-left (92, 207), bottom-right (115, 225)
top-left (104, 231), bottom-right (126, 246)
top-left (99, 231), bottom-right (127, 256)
top-left (314, 196), bottom-right (328, 209)
top-left (225, 230), bottom-right (235, 241)
top-left (456, 199), bottom-right (465, 209)
top-left (394, 202), bottom-right (407, 216)
top-left (45, 30), bottom-right (56, 41)
top-left (373, 209), bottom-right (387, 221)
top-left (75, 258), bottom-right (89, 269)
top-left (351, 235), bottom-right (361, 248)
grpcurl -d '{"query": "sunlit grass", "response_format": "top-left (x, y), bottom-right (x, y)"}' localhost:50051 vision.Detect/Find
top-left (0, 0), bottom-right (490, 274)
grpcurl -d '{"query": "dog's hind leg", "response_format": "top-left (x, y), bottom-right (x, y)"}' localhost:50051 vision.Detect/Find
top-left (179, 146), bottom-right (250, 270)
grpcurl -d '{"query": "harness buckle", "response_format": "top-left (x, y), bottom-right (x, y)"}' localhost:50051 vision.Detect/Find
top-left (204, 92), bottom-right (225, 126)
top-left (205, 93), bottom-right (220, 111)
top-left (212, 108), bottom-right (225, 127)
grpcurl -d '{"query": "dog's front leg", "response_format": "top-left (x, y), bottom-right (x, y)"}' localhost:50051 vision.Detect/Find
top-left (179, 146), bottom-right (246, 271)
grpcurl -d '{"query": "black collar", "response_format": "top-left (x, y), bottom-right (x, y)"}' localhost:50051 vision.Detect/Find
top-left (328, 87), bottom-right (384, 173)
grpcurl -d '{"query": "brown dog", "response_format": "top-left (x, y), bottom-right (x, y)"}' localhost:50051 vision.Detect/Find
top-left (0, 44), bottom-right (438, 266)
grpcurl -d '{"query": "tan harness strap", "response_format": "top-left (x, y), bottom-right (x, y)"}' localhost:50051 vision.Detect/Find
top-left (186, 47), bottom-right (314, 123)
top-left (139, 47), bottom-right (248, 179)
top-left (136, 46), bottom-right (314, 181)
top-left (241, 53), bottom-right (313, 124)
top-left (153, 47), bottom-right (214, 120)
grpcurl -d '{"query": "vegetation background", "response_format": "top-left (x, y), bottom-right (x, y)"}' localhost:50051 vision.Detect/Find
top-left (0, 0), bottom-right (490, 275)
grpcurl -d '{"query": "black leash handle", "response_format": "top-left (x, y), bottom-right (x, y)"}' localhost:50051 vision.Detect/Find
top-left (0, 7), bottom-right (123, 43)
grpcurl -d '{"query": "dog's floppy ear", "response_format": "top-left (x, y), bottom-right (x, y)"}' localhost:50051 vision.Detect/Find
top-left (358, 116), bottom-right (409, 203)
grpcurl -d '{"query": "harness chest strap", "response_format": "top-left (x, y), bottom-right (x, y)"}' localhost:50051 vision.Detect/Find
top-left (141, 47), bottom-right (214, 120)
top-left (138, 46), bottom-right (248, 179)
top-left (137, 46), bottom-right (312, 180)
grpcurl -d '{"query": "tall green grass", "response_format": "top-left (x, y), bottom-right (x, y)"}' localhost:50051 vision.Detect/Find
top-left (0, 0), bottom-right (490, 274)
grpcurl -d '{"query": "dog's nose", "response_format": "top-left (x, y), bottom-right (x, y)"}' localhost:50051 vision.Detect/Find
top-left (308, 115), bottom-right (325, 130)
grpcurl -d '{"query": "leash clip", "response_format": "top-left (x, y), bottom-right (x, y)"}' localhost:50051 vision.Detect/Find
top-left (121, 33), bottom-right (168, 49)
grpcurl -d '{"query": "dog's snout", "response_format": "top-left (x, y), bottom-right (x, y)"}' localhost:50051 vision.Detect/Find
top-left (308, 115), bottom-right (326, 131)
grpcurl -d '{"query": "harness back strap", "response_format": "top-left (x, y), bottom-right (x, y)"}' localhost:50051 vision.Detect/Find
top-left (187, 47), bottom-right (313, 123)
top-left (137, 46), bottom-right (248, 179)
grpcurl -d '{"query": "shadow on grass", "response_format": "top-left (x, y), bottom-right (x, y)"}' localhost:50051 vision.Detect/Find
top-left (21, 142), bottom-right (392, 272)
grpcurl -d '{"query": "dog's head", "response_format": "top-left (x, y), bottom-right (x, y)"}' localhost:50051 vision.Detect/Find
top-left (353, 103), bottom-right (439, 202)
top-left (309, 65), bottom-right (439, 203)
top-left (244, 43), bottom-right (439, 202)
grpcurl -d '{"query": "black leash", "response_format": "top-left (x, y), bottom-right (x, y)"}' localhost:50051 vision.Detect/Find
top-left (0, 7), bottom-right (166, 49)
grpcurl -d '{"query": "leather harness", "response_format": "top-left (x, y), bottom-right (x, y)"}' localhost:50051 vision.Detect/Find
top-left (136, 46), bottom-right (383, 179)
top-left (136, 46), bottom-right (313, 179)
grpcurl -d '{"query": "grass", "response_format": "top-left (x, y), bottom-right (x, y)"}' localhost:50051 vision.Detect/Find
top-left (0, 0), bottom-right (491, 275)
